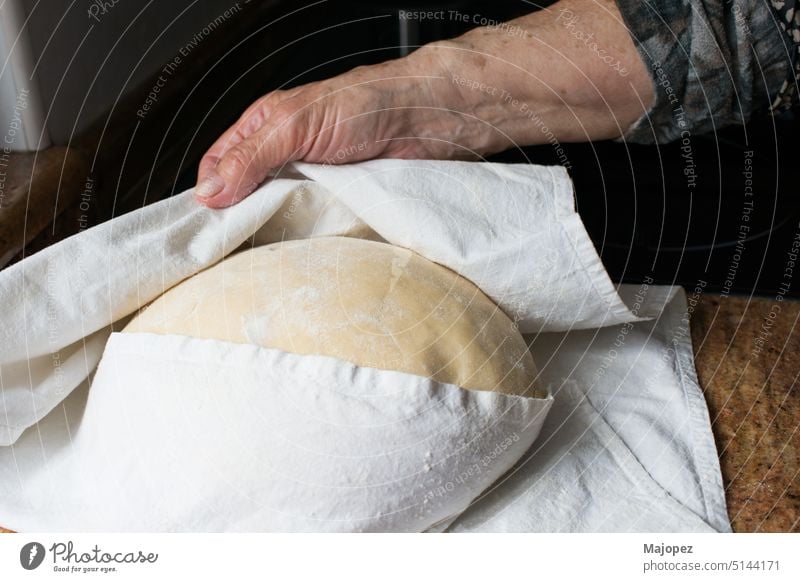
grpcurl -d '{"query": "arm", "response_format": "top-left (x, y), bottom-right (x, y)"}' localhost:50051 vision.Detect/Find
top-left (195, 0), bottom-right (656, 207)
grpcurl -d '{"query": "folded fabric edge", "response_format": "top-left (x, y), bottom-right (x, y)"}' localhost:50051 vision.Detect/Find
top-left (0, 327), bottom-right (112, 447)
top-left (556, 212), bottom-right (648, 330)
top-left (293, 160), bottom-right (642, 333)
top-left (662, 288), bottom-right (732, 533)
top-left (110, 331), bottom-right (555, 404)
top-left (562, 381), bottom-right (719, 532)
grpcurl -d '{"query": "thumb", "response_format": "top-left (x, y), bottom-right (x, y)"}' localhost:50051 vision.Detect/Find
top-left (195, 125), bottom-right (302, 208)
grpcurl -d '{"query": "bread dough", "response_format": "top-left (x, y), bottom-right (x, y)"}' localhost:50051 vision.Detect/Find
top-left (124, 236), bottom-right (543, 397)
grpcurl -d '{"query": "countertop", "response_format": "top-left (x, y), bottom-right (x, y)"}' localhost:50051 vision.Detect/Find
top-left (691, 294), bottom-right (799, 532)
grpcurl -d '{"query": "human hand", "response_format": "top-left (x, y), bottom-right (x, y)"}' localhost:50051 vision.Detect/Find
top-left (194, 53), bottom-right (477, 208)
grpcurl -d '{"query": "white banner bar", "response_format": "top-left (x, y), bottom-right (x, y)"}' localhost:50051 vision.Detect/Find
top-left (1, 533), bottom-right (797, 581)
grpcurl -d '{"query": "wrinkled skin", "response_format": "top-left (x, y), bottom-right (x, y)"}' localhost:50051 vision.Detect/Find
top-left (195, 0), bottom-right (653, 208)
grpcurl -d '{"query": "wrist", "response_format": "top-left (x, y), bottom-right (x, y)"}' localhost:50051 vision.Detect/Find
top-left (404, 38), bottom-right (554, 154)
top-left (396, 40), bottom-right (521, 156)
top-left (400, 1), bottom-right (654, 148)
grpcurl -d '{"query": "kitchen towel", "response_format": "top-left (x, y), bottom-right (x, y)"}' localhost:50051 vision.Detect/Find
top-left (0, 288), bottom-right (728, 532)
top-left (0, 159), bottom-right (642, 445)
top-left (448, 286), bottom-right (730, 532)
top-left (0, 159), bottom-right (728, 532)
top-left (0, 332), bottom-right (551, 532)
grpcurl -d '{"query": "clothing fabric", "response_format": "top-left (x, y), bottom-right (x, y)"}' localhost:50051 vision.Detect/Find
top-left (767, 0), bottom-right (800, 110)
top-left (616, 0), bottom-right (793, 143)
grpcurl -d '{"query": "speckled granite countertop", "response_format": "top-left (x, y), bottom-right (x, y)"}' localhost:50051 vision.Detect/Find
top-left (691, 294), bottom-right (799, 532)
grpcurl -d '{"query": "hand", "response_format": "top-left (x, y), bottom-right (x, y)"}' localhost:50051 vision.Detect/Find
top-left (194, 54), bottom-right (472, 208)
top-left (195, 0), bottom-right (653, 208)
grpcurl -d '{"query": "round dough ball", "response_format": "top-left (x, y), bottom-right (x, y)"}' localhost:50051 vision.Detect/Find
top-left (124, 237), bottom-right (543, 397)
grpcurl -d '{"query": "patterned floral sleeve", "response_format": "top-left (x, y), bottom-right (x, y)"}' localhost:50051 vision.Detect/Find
top-left (614, 0), bottom-right (795, 144)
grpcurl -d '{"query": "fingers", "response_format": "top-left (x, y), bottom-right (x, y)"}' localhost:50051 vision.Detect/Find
top-left (195, 114), bottom-right (304, 208)
top-left (194, 96), bottom-right (282, 207)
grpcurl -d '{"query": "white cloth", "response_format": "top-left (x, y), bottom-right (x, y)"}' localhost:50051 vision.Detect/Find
top-left (0, 159), bottom-right (728, 532)
top-left (448, 287), bottom-right (730, 532)
top-left (0, 160), bottom-right (643, 446)
top-left (0, 333), bottom-right (551, 532)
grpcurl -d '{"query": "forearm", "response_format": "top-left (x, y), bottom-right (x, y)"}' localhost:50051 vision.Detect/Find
top-left (400, 0), bottom-right (655, 153)
top-left (194, 0), bottom-right (656, 206)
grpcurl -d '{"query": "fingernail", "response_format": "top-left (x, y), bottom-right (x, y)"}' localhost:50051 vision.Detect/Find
top-left (195, 173), bottom-right (225, 199)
